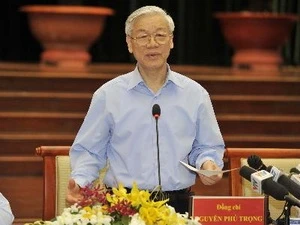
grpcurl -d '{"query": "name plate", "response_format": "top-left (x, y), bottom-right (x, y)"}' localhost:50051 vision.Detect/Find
top-left (190, 196), bottom-right (266, 225)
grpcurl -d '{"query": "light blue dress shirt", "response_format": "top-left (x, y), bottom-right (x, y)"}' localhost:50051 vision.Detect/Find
top-left (70, 65), bottom-right (225, 191)
top-left (0, 193), bottom-right (14, 225)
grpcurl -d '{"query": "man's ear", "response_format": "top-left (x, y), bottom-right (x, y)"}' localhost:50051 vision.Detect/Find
top-left (126, 36), bottom-right (133, 53)
top-left (170, 36), bottom-right (174, 49)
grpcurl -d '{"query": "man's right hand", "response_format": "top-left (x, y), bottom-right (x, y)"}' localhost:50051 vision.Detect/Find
top-left (66, 178), bottom-right (83, 204)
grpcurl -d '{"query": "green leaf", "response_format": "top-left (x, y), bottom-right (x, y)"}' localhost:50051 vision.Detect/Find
top-left (111, 216), bottom-right (131, 225)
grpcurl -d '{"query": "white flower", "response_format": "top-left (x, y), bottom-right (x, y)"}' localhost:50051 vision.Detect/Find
top-left (185, 217), bottom-right (201, 225)
top-left (129, 213), bottom-right (146, 225)
top-left (25, 184), bottom-right (201, 225)
top-left (95, 212), bottom-right (112, 225)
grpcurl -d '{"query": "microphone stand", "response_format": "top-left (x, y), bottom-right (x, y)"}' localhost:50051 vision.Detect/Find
top-left (153, 116), bottom-right (167, 201)
top-left (265, 195), bottom-right (275, 224)
top-left (152, 104), bottom-right (165, 200)
top-left (283, 203), bottom-right (291, 225)
top-left (282, 195), bottom-right (300, 225)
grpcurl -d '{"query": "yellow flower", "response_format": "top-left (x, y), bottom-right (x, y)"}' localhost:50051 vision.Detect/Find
top-left (138, 200), bottom-right (170, 225)
top-left (139, 206), bottom-right (160, 225)
top-left (26, 182), bottom-right (201, 225)
top-left (101, 204), bottom-right (109, 213)
top-left (83, 206), bottom-right (92, 212)
top-left (107, 183), bottom-right (129, 205)
top-left (113, 183), bottom-right (128, 197)
top-left (128, 183), bottom-right (151, 207)
top-left (82, 206), bottom-right (93, 219)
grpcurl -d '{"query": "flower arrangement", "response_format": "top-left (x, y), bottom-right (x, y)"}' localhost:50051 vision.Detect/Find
top-left (26, 183), bottom-right (200, 225)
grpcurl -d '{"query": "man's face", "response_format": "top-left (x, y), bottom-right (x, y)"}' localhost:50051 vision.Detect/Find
top-left (126, 13), bottom-right (174, 71)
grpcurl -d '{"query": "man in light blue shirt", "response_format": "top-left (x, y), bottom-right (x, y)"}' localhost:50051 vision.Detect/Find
top-left (0, 193), bottom-right (14, 225)
top-left (67, 5), bottom-right (225, 213)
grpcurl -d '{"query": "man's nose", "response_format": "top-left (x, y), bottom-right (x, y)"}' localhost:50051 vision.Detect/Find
top-left (147, 35), bottom-right (159, 46)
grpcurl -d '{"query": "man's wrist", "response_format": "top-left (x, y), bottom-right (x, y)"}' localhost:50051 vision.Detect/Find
top-left (200, 160), bottom-right (214, 169)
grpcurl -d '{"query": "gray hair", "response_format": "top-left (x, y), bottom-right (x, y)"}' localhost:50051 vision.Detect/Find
top-left (125, 5), bottom-right (175, 36)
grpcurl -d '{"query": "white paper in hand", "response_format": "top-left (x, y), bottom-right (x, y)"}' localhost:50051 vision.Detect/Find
top-left (180, 160), bottom-right (239, 177)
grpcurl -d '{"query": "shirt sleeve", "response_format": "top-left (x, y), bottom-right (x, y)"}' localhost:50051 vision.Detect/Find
top-left (0, 193), bottom-right (14, 225)
top-left (188, 92), bottom-right (225, 169)
top-left (70, 89), bottom-right (110, 187)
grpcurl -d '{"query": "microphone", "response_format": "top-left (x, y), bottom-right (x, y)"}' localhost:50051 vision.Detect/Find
top-left (239, 165), bottom-right (288, 200)
top-left (247, 155), bottom-right (273, 224)
top-left (285, 195), bottom-right (300, 208)
top-left (152, 104), bottom-right (161, 119)
top-left (240, 164), bottom-right (300, 224)
top-left (152, 104), bottom-right (162, 191)
top-left (290, 164), bottom-right (300, 175)
top-left (266, 166), bottom-right (300, 200)
top-left (290, 174), bottom-right (300, 186)
top-left (290, 168), bottom-right (300, 174)
top-left (290, 164), bottom-right (300, 186)
top-left (247, 155), bottom-right (267, 170)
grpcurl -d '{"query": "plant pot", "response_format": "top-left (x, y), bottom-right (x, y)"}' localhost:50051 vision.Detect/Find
top-left (215, 12), bottom-right (298, 73)
top-left (20, 5), bottom-right (114, 70)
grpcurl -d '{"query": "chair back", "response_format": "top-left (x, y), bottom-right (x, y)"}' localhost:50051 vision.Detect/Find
top-left (56, 155), bottom-right (71, 216)
top-left (36, 146), bottom-right (107, 220)
top-left (36, 146), bottom-right (70, 220)
top-left (226, 148), bottom-right (300, 219)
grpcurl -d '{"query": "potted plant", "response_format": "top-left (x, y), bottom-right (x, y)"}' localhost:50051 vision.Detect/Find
top-left (20, 5), bottom-right (114, 70)
top-left (214, 0), bottom-right (298, 73)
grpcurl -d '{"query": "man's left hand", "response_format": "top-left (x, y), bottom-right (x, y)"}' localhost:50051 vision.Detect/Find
top-left (198, 160), bottom-right (222, 185)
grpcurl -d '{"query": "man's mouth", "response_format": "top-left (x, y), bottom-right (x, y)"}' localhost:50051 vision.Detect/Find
top-left (147, 53), bottom-right (160, 57)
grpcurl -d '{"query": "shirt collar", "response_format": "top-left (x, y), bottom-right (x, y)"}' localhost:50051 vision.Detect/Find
top-left (127, 66), bottom-right (144, 90)
top-left (166, 65), bottom-right (184, 88)
top-left (127, 64), bottom-right (184, 90)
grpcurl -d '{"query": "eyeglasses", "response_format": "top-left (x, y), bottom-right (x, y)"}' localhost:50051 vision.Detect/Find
top-left (129, 33), bottom-right (172, 46)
